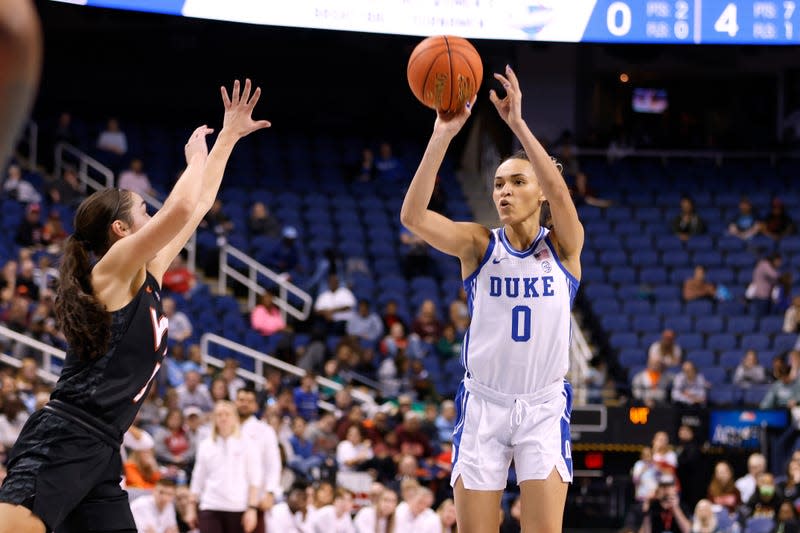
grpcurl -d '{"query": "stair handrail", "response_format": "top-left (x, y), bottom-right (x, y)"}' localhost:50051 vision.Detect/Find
top-left (0, 324), bottom-right (66, 379)
top-left (217, 243), bottom-right (313, 321)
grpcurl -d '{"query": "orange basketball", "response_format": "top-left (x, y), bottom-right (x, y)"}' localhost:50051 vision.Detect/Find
top-left (407, 35), bottom-right (483, 114)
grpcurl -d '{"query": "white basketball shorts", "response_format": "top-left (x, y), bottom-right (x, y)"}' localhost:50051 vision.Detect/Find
top-left (450, 376), bottom-right (573, 491)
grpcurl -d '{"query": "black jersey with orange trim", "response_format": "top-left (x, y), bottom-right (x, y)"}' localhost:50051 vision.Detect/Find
top-left (50, 271), bottom-right (168, 440)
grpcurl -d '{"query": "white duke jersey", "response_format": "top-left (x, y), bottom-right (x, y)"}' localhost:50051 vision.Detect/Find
top-left (461, 227), bottom-right (579, 394)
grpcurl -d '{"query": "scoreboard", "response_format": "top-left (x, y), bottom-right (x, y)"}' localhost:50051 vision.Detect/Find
top-left (583, 0), bottom-right (800, 44)
top-left (52, 1), bottom-right (800, 46)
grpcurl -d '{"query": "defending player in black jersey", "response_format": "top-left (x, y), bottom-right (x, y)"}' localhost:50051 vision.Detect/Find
top-left (0, 79), bottom-right (271, 533)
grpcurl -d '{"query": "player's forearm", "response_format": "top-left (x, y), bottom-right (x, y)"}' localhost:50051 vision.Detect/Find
top-left (197, 130), bottom-right (239, 209)
top-left (160, 158), bottom-right (205, 224)
top-left (400, 132), bottom-right (450, 228)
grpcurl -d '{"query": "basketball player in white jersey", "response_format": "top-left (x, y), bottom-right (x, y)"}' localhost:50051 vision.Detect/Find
top-left (400, 65), bottom-right (583, 533)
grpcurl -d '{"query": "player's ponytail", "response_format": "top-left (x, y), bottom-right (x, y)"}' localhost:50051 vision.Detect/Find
top-left (55, 188), bottom-right (132, 360)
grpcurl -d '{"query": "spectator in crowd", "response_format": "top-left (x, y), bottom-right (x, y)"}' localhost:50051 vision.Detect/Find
top-left (707, 460), bottom-right (742, 514)
top-left (652, 431), bottom-right (678, 480)
top-left (435, 323), bottom-right (462, 361)
top-left (437, 499), bottom-right (457, 533)
top-left (648, 329), bottom-right (683, 368)
top-left (267, 481), bottom-right (312, 532)
top-left (162, 296), bottom-right (192, 345)
top-left (790, 350), bottom-right (800, 382)
top-left (761, 197), bottom-right (795, 240)
top-left (352, 147), bottom-right (376, 182)
top-left (287, 416), bottom-right (322, 480)
top-left (396, 410), bottom-right (433, 460)
top-left (632, 447), bottom-right (659, 518)
top-left (47, 166), bottom-right (84, 207)
top-left (336, 423), bottom-right (374, 473)
top-left (778, 459), bottom-right (800, 502)
top-left (676, 425), bottom-right (705, 511)
top-left (250, 288), bottom-right (286, 337)
top-left (201, 198), bottom-right (235, 238)
top-left (264, 225), bottom-right (301, 277)
top-left (671, 361), bottom-right (708, 407)
top-left (3, 163), bottom-right (41, 203)
top-left (52, 112), bottom-right (78, 154)
top-left (760, 358), bottom-right (800, 409)
top-left (190, 400), bottom-right (262, 533)
top-left (569, 171), bottom-right (612, 208)
top-left (775, 501), bottom-right (800, 533)
top-left (733, 349), bottom-right (768, 387)
top-left (690, 499), bottom-right (718, 533)
top-left (161, 254), bottom-right (198, 298)
top-left (736, 452), bottom-right (767, 503)
top-left (399, 225), bottom-right (435, 280)
top-left (448, 286), bottom-right (469, 337)
top-left (682, 265), bottom-right (718, 302)
top-left (354, 486), bottom-right (398, 533)
top-left (14, 202), bottom-right (43, 249)
top-left (728, 196), bottom-right (762, 240)
top-left (124, 438), bottom-right (161, 489)
top-left (411, 299), bottom-right (443, 345)
top-left (130, 478), bottom-right (179, 533)
top-left (347, 299), bottom-right (384, 345)
top-left (209, 377), bottom-right (229, 403)
top-left (641, 478), bottom-right (691, 533)
top-left (176, 370), bottom-right (214, 412)
top-left (741, 472), bottom-right (782, 525)
top-left (308, 487), bottom-right (356, 533)
top-left (381, 299), bottom-right (407, 332)
top-left (293, 373), bottom-right (320, 422)
top-left (500, 495), bottom-right (522, 533)
top-left (632, 353), bottom-right (672, 407)
top-left (748, 253), bottom-right (782, 317)
top-left (0, 395), bottom-right (28, 448)
top-left (306, 411), bottom-right (339, 461)
top-left (672, 195), bottom-right (706, 241)
top-left (774, 272), bottom-right (794, 314)
top-left (307, 482), bottom-right (334, 514)
top-left (118, 158), bottom-right (158, 199)
top-left (375, 142), bottom-right (404, 182)
top-left (394, 486), bottom-right (439, 531)
top-left (247, 201), bottom-right (280, 238)
top-left (41, 209), bottom-right (67, 253)
top-left (435, 400), bottom-right (456, 443)
top-left (584, 355), bottom-right (610, 404)
top-left (314, 273), bottom-right (356, 335)
top-left (96, 117), bottom-right (128, 156)
top-left (153, 408), bottom-right (195, 471)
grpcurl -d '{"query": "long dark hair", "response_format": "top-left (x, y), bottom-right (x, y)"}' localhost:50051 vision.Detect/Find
top-left (56, 188), bottom-right (133, 360)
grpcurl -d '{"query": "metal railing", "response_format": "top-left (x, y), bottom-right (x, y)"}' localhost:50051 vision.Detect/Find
top-left (54, 142), bottom-right (114, 192)
top-left (217, 244), bottom-right (313, 321)
top-left (200, 332), bottom-right (377, 409)
top-left (0, 324), bottom-right (66, 381)
top-left (569, 314), bottom-right (592, 406)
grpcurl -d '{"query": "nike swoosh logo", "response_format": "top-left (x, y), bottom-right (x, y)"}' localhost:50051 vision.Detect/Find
top-left (492, 258), bottom-right (507, 264)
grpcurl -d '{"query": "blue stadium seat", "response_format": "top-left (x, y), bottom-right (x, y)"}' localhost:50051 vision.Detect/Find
top-left (608, 267), bottom-right (637, 284)
top-left (745, 517), bottom-right (775, 533)
top-left (695, 316), bottom-right (725, 335)
top-left (654, 235), bottom-right (685, 251)
top-left (630, 250), bottom-right (659, 267)
top-left (687, 350), bottom-right (715, 367)
top-left (716, 300), bottom-right (747, 316)
top-left (632, 315), bottom-right (661, 334)
top-left (708, 384), bottom-right (739, 405)
top-left (593, 300), bottom-right (621, 315)
top-left (623, 300), bottom-right (653, 315)
top-left (599, 250), bottom-right (628, 266)
top-left (618, 349), bottom-right (646, 368)
top-left (701, 366), bottom-right (727, 385)
top-left (719, 350), bottom-right (744, 369)
top-left (692, 250), bottom-right (723, 267)
top-left (625, 235), bottom-right (653, 251)
top-left (706, 268), bottom-right (734, 285)
top-left (685, 300), bottom-right (714, 316)
top-left (609, 333), bottom-right (639, 350)
top-left (669, 267), bottom-right (694, 284)
top-left (654, 299), bottom-right (682, 316)
top-left (660, 250), bottom-right (691, 268)
top-left (707, 334), bottom-right (737, 352)
top-left (727, 316), bottom-right (757, 336)
top-left (634, 207), bottom-right (662, 223)
top-left (772, 333), bottom-right (797, 353)
top-left (757, 351), bottom-right (778, 369)
top-left (582, 266), bottom-right (606, 283)
top-left (759, 316), bottom-right (784, 335)
top-left (601, 315), bottom-right (630, 333)
top-left (652, 285), bottom-right (681, 300)
top-left (583, 285), bottom-right (615, 300)
top-left (685, 235), bottom-right (714, 251)
top-left (678, 333), bottom-right (704, 351)
top-left (640, 268), bottom-right (667, 284)
top-left (725, 251), bottom-right (755, 269)
top-left (663, 316), bottom-right (693, 334)
top-left (740, 334), bottom-right (770, 351)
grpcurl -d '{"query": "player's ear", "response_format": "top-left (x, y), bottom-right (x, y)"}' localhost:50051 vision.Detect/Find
top-left (109, 219), bottom-right (128, 239)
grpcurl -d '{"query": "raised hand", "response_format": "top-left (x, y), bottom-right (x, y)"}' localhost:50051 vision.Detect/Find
top-left (220, 78), bottom-right (272, 139)
top-left (432, 94), bottom-right (478, 139)
top-left (489, 65), bottom-right (523, 127)
top-left (184, 125), bottom-right (213, 165)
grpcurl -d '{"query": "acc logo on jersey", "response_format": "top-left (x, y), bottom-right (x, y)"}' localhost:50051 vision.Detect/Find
top-left (542, 261), bottom-right (552, 273)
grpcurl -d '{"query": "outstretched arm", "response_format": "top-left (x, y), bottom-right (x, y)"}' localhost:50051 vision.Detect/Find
top-left (490, 66), bottom-right (584, 267)
top-left (148, 79), bottom-right (271, 280)
top-left (400, 98), bottom-right (489, 276)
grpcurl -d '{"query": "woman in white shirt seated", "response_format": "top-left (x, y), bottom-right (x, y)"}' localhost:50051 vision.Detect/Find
top-left (336, 425), bottom-right (374, 472)
top-left (190, 400), bottom-right (262, 533)
top-left (354, 487), bottom-right (398, 533)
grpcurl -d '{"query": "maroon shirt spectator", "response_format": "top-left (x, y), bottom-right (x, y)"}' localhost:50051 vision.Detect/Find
top-left (411, 299), bottom-right (443, 344)
top-left (396, 411), bottom-right (432, 459)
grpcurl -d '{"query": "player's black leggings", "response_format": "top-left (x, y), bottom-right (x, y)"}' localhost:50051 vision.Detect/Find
top-left (198, 510), bottom-right (245, 533)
